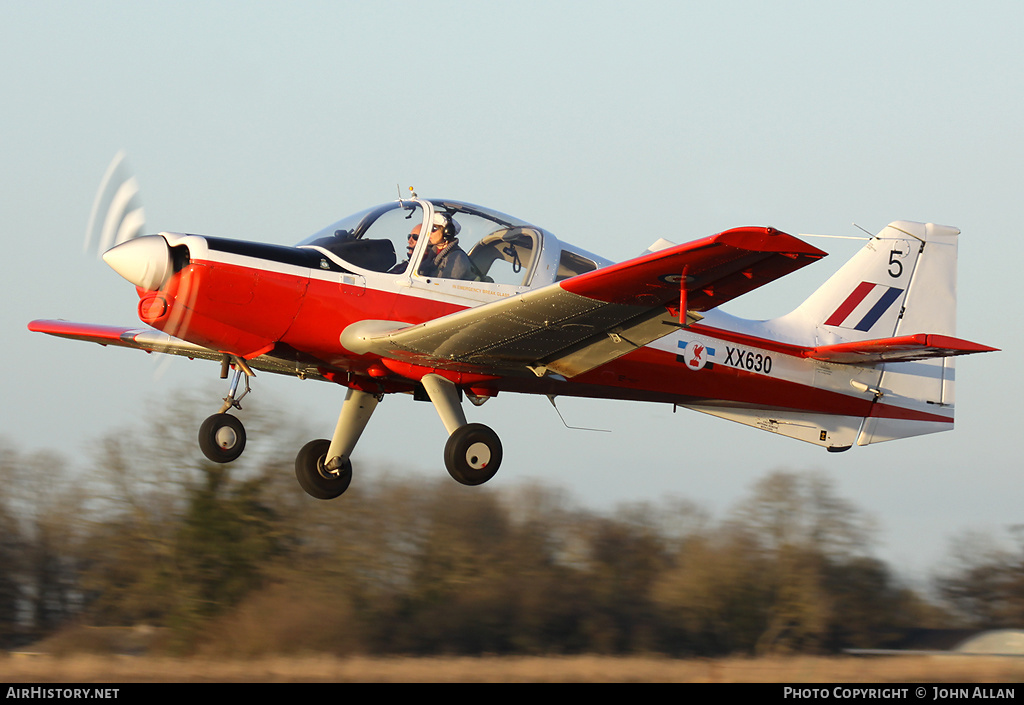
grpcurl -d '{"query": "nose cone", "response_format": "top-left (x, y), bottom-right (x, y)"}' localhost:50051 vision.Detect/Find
top-left (102, 234), bottom-right (173, 290)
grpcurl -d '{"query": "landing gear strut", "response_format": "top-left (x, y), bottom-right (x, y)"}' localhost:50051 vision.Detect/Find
top-left (292, 375), bottom-right (503, 499)
top-left (421, 374), bottom-right (502, 486)
top-left (294, 388), bottom-right (379, 500)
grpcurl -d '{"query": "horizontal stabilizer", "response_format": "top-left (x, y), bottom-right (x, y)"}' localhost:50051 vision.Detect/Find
top-left (806, 334), bottom-right (998, 364)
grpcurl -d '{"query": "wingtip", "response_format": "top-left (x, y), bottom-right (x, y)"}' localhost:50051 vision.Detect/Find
top-left (714, 226), bottom-right (829, 259)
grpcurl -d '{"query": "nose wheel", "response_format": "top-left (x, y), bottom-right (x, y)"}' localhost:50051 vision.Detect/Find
top-left (198, 413), bottom-right (246, 463)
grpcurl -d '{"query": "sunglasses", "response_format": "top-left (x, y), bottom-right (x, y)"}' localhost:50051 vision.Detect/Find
top-left (408, 224), bottom-right (443, 240)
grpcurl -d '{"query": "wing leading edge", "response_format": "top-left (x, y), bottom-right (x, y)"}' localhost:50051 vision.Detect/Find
top-left (343, 227), bottom-right (827, 378)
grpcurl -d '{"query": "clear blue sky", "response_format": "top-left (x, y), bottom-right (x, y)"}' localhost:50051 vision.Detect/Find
top-left (3, 1), bottom-right (1019, 581)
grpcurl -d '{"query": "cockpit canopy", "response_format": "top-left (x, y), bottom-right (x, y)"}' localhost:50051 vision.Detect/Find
top-left (298, 199), bottom-right (605, 289)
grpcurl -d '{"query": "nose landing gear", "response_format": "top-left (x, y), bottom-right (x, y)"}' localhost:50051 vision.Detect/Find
top-left (198, 360), bottom-right (253, 464)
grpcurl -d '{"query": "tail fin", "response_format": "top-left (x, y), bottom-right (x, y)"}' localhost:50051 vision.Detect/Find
top-left (687, 221), bottom-right (995, 451)
top-left (784, 221), bottom-right (960, 344)
top-left (855, 222), bottom-right (961, 444)
top-left (785, 221), bottom-right (974, 445)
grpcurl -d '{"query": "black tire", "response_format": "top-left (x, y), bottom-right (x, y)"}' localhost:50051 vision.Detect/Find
top-left (443, 423), bottom-right (502, 486)
top-left (295, 439), bottom-right (352, 500)
top-left (198, 413), bottom-right (246, 463)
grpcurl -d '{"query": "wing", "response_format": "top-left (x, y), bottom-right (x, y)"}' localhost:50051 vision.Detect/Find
top-left (343, 226), bottom-right (827, 378)
top-left (27, 319), bottom-right (328, 380)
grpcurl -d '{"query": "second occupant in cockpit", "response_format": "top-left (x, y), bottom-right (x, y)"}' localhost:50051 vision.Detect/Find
top-left (388, 225), bottom-right (420, 274)
top-left (419, 212), bottom-right (474, 280)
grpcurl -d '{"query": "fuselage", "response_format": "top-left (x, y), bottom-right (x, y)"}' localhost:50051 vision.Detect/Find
top-left (123, 233), bottom-right (869, 417)
top-left (100, 199), bottom-right (958, 453)
top-left (31, 177), bottom-right (995, 491)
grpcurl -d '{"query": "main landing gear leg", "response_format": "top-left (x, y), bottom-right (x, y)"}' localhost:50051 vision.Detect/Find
top-left (420, 374), bottom-right (502, 486)
top-left (294, 388), bottom-right (379, 500)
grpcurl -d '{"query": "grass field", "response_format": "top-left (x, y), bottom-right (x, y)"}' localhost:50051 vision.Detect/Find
top-left (2, 654), bottom-right (1023, 683)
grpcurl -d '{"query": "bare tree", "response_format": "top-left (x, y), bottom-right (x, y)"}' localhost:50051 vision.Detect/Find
top-left (935, 527), bottom-right (1024, 628)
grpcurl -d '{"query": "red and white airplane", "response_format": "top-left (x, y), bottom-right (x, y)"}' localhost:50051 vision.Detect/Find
top-left (30, 194), bottom-right (997, 499)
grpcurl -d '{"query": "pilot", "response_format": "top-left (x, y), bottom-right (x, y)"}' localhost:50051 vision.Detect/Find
top-left (419, 212), bottom-right (474, 280)
top-left (387, 225), bottom-right (421, 274)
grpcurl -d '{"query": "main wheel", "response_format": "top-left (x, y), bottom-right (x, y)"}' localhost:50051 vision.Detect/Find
top-left (295, 439), bottom-right (352, 500)
top-left (443, 423), bottom-right (502, 486)
top-left (198, 413), bottom-right (246, 463)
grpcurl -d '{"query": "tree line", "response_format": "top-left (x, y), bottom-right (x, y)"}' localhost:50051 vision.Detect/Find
top-left (1, 394), bottom-right (1020, 656)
